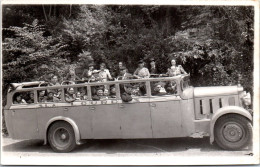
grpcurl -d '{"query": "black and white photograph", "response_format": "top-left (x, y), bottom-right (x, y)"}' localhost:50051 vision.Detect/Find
top-left (1, 0), bottom-right (259, 165)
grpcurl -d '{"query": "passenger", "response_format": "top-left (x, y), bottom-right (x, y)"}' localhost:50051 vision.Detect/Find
top-left (96, 88), bottom-right (104, 97)
top-left (82, 63), bottom-right (95, 81)
top-left (120, 67), bottom-right (133, 80)
top-left (75, 92), bottom-right (82, 100)
top-left (102, 89), bottom-right (109, 99)
top-left (79, 88), bottom-right (88, 100)
top-left (121, 84), bottom-right (133, 102)
top-left (48, 74), bottom-right (60, 86)
top-left (89, 70), bottom-right (101, 82)
top-left (152, 82), bottom-right (167, 96)
top-left (48, 74), bottom-right (61, 98)
top-left (46, 91), bottom-right (60, 102)
top-left (13, 93), bottom-right (27, 104)
top-left (110, 86), bottom-right (116, 98)
top-left (165, 81), bottom-right (177, 94)
top-left (99, 63), bottom-right (113, 82)
top-left (133, 60), bottom-right (149, 95)
top-left (116, 61), bottom-right (126, 78)
top-left (38, 90), bottom-right (47, 103)
top-left (65, 88), bottom-right (76, 102)
top-left (27, 92), bottom-right (34, 104)
top-left (65, 63), bottom-right (81, 82)
top-left (166, 58), bottom-right (187, 77)
top-left (133, 60), bottom-right (150, 79)
top-left (149, 58), bottom-right (159, 75)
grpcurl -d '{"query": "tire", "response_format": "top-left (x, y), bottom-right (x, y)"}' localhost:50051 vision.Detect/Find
top-left (48, 121), bottom-right (76, 152)
top-left (214, 114), bottom-right (252, 150)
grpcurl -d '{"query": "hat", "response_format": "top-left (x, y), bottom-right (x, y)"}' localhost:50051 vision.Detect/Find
top-left (120, 66), bottom-right (127, 71)
top-left (138, 60), bottom-right (144, 64)
top-left (150, 58), bottom-right (155, 62)
top-left (88, 63), bottom-right (95, 67)
top-left (92, 70), bottom-right (100, 74)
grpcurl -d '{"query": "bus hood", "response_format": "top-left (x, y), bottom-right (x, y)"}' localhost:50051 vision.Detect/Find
top-left (194, 86), bottom-right (242, 98)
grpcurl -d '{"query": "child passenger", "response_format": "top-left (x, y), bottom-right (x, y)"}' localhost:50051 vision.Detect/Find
top-left (46, 91), bottom-right (60, 102)
top-left (65, 88), bottom-right (76, 102)
top-left (27, 92), bottom-right (34, 104)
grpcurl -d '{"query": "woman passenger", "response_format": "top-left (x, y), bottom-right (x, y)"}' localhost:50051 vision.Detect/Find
top-left (38, 90), bottom-right (47, 103)
top-left (65, 88), bottom-right (76, 102)
top-left (166, 58), bottom-right (187, 77)
top-left (13, 93), bottom-right (27, 104)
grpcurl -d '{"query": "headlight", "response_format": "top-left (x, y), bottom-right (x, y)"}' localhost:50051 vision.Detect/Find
top-left (240, 91), bottom-right (251, 106)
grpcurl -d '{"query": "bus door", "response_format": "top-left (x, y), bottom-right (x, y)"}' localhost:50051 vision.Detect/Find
top-left (149, 80), bottom-right (183, 138)
top-left (90, 84), bottom-right (121, 139)
top-left (118, 82), bottom-right (153, 138)
top-left (10, 91), bottom-right (39, 139)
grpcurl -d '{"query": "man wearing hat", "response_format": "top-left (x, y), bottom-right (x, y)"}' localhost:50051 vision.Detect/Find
top-left (133, 60), bottom-right (150, 79)
top-left (149, 58), bottom-right (158, 75)
top-left (119, 66), bottom-right (133, 80)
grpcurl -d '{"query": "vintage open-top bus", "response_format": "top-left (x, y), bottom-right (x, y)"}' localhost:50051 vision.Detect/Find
top-left (4, 74), bottom-right (253, 152)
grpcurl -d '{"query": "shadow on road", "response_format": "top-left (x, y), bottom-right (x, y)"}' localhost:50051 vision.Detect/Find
top-left (2, 137), bottom-right (252, 154)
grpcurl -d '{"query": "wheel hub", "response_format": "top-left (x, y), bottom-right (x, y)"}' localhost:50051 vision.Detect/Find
top-left (53, 128), bottom-right (70, 147)
top-left (61, 133), bottom-right (67, 140)
top-left (223, 124), bottom-right (243, 142)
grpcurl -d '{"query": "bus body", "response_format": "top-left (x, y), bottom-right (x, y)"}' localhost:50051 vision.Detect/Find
top-left (4, 75), bottom-right (253, 152)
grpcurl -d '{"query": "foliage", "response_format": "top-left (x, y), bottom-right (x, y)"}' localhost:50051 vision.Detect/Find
top-left (2, 19), bottom-right (68, 90)
top-left (2, 5), bottom-right (254, 97)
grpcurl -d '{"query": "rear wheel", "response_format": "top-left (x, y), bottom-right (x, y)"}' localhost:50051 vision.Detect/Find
top-left (214, 114), bottom-right (252, 150)
top-left (48, 121), bottom-right (76, 152)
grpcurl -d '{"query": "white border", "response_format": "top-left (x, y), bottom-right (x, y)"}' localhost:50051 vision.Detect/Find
top-left (1, 0), bottom-right (259, 165)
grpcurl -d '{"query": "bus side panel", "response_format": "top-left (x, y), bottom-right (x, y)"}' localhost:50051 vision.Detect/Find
top-left (92, 104), bottom-right (121, 139)
top-left (37, 107), bottom-right (64, 139)
top-left (180, 99), bottom-right (196, 136)
top-left (11, 108), bottom-right (39, 139)
top-left (150, 100), bottom-right (183, 138)
top-left (65, 106), bottom-right (93, 139)
top-left (4, 110), bottom-right (14, 138)
top-left (120, 101), bottom-right (153, 138)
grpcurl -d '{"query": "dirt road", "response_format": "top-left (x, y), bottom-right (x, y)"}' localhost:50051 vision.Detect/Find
top-left (1, 136), bottom-right (255, 165)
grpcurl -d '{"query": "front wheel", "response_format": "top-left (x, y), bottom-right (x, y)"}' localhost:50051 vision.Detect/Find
top-left (48, 121), bottom-right (76, 152)
top-left (214, 114), bottom-right (252, 150)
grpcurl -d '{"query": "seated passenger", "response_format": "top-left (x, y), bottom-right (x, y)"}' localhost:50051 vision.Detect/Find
top-left (100, 89), bottom-right (109, 100)
top-left (165, 81), bottom-right (177, 94)
top-left (152, 82), bottom-right (167, 96)
top-left (133, 60), bottom-right (150, 79)
top-left (79, 88), bottom-right (88, 100)
top-left (46, 91), bottom-right (60, 102)
top-left (27, 92), bottom-right (34, 104)
top-left (38, 90), bottom-right (47, 103)
top-left (110, 86), bottom-right (116, 98)
top-left (121, 84), bottom-right (133, 102)
top-left (65, 88), bottom-right (76, 102)
top-left (76, 92), bottom-right (82, 100)
top-left (14, 93), bottom-right (27, 104)
top-left (96, 88), bottom-right (104, 97)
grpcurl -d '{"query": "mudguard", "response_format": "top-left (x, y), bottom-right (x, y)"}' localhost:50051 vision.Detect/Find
top-left (44, 116), bottom-right (81, 145)
top-left (210, 106), bottom-right (252, 144)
